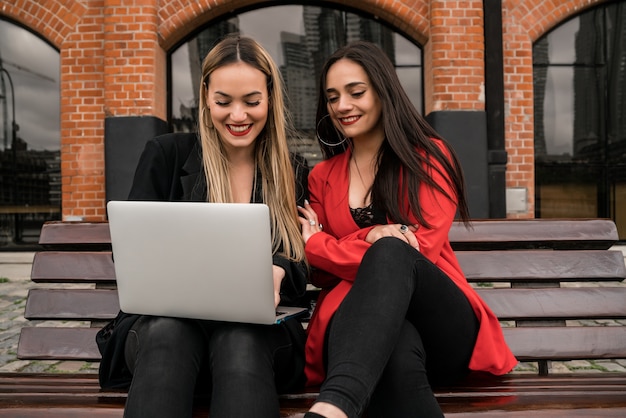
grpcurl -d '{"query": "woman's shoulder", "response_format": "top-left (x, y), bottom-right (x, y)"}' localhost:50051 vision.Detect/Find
top-left (428, 137), bottom-right (452, 155)
top-left (310, 152), bottom-right (347, 177)
top-left (430, 137), bottom-right (448, 151)
top-left (150, 132), bottom-right (199, 153)
top-left (414, 137), bottom-right (453, 163)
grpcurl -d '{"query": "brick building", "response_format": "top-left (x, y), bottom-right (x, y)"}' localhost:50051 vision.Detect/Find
top-left (0, 0), bottom-right (624, 239)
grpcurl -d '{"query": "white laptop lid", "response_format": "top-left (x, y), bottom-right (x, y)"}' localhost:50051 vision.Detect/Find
top-left (107, 201), bottom-right (305, 325)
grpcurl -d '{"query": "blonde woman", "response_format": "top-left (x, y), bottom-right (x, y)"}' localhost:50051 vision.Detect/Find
top-left (97, 35), bottom-right (309, 418)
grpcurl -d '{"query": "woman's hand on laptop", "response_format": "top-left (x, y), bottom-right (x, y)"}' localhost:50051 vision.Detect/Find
top-left (272, 265), bottom-right (286, 308)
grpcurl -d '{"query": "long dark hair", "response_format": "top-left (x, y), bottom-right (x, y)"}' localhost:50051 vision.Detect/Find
top-left (315, 41), bottom-right (470, 227)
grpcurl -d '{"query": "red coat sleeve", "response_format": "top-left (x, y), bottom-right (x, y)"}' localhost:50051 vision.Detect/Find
top-left (305, 155), bottom-right (375, 286)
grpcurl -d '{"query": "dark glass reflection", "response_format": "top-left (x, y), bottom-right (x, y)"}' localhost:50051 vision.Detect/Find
top-left (0, 20), bottom-right (61, 247)
top-left (170, 5), bottom-right (423, 167)
top-left (534, 2), bottom-right (626, 240)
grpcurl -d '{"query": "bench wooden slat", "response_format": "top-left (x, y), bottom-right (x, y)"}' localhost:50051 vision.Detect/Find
top-left (0, 409), bottom-right (126, 418)
top-left (0, 373), bottom-right (625, 416)
top-left (503, 327), bottom-right (626, 360)
top-left (477, 287), bottom-right (626, 320)
top-left (38, 221), bottom-right (112, 251)
top-left (459, 250), bottom-right (626, 282)
top-left (449, 219), bottom-right (619, 250)
top-left (17, 328), bottom-right (102, 361)
top-left (18, 325), bottom-right (626, 363)
top-left (29, 249), bottom-right (626, 285)
top-left (30, 252), bottom-right (115, 283)
top-left (0, 398), bottom-right (624, 417)
top-left (21, 288), bottom-right (626, 323)
top-left (2, 373), bottom-right (626, 393)
top-left (0, 372), bottom-right (615, 392)
top-left (38, 219), bottom-right (619, 251)
top-left (24, 289), bottom-right (120, 321)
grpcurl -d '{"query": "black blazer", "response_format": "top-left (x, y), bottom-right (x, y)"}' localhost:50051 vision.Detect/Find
top-left (97, 132), bottom-right (309, 388)
top-left (126, 132), bottom-right (309, 300)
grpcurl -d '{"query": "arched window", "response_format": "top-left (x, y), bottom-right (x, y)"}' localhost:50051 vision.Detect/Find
top-left (533, 1), bottom-right (626, 240)
top-left (169, 4), bottom-right (423, 166)
top-left (0, 20), bottom-right (60, 247)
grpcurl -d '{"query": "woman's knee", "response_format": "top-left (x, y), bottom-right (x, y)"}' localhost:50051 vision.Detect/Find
top-left (357, 237), bottom-right (424, 291)
top-left (368, 236), bottom-right (407, 256)
top-left (210, 325), bottom-right (272, 361)
top-left (125, 316), bottom-right (204, 372)
top-left (138, 316), bottom-right (200, 343)
top-left (209, 325), bottom-right (277, 376)
top-left (363, 237), bottom-right (424, 268)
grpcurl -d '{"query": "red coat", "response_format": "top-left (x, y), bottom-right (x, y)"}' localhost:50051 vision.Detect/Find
top-left (304, 141), bottom-right (518, 386)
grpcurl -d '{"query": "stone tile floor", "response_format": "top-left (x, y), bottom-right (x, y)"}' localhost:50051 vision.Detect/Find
top-left (0, 252), bottom-right (99, 374)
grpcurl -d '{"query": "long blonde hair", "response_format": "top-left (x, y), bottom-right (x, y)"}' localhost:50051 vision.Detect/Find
top-left (198, 35), bottom-right (305, 262)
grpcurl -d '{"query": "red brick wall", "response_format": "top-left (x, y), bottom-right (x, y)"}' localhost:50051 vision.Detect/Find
top-left (0, 0), bottom-right (606, 220)
top-left (59, 3), bottom-right (106, 220)
top-left (426, 0), bottom-right (485, 112)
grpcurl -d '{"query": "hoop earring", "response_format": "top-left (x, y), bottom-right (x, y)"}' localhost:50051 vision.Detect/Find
top-left (316, 114), bottom-right (348, 147)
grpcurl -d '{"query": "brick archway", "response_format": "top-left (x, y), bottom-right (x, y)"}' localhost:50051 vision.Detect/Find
top-left (0, 1), bottom-right (86, 49)
top-left (156, 0), bottom-right (430, 51)
top-left (511, 0), bottom-right (604, 42)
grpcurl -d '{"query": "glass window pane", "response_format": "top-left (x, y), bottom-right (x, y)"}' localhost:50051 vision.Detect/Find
top-left (396, 67), bottom-right (422, 115)
top-left (534, 66), bottom-right (605, 161)
top-left (536, 165), bottom-right (599, 218)
top-left (0, 19), bottom-right (61, 245)
top-left (0, 21), bottom-right (60, 151)
top-left (612, 179), bottom-right (626, 240)
top-left (534, 3), bottom-right (626, 241)
top-left (534, 29), bottom-right (606, 161)
top-left (574, 8), bottom-right (606, 66)
top-left (544, 17), bottom-right (579, 65)
top-left (535, 67), bottom-right (576, 157)
top-left (170, 4), bottom-right (423, 165)
top-left (395, 33), bottom-right (421, 66)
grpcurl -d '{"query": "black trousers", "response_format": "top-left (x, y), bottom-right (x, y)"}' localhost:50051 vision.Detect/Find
top-left (123, 315), bottom-right (305, 418)
top-left (319, 237), bottom-right (479, 418)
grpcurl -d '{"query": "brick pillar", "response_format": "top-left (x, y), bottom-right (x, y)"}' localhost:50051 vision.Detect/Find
top-left (425, 0), bottom-right (490, 218)
top-left (59, 4), bottom-right (107, 221)
top-left (103, 0), bottom-right (168, 203)
top-left (103, 0), bottom-right (166, 118)
top-left (426, 0), bottom-right (485, 112)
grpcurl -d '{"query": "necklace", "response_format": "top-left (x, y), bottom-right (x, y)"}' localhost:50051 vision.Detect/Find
top-left (351, 154), bottom-right (373, 206)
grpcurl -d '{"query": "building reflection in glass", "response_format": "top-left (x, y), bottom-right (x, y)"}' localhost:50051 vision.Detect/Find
top-left (0, 19), bottom-right (61, 246)
top-left (533, 2), bottom-right (626, 239)
top-left (170, 5), bottom-right (423, 167)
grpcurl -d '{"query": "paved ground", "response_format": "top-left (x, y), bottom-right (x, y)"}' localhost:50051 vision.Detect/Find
top-left (0, 252), bottom-right (99, 374)
top-left (0, 250), bottom-right (625, 375)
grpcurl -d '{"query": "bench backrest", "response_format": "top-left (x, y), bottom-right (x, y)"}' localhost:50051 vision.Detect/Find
top-left (18, 219), bottom-right (626, 376)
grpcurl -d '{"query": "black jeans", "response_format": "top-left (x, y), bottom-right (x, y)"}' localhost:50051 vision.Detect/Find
top-left (123, 316), bottom-right (304, 418)
top-left (319, 237), bottom-right (479, 418)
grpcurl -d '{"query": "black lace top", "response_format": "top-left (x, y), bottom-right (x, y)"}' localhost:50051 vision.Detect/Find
top-left (350, 202), bottom-right (386, 228)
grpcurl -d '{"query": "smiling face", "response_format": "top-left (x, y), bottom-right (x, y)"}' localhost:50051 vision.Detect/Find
top-left (206, 61), bottom-right (269, 155)
top-left (324, 58), bottom-right (384, 144)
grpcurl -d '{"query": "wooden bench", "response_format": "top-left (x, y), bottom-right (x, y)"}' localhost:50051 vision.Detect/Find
top-left (0, 219), bottom-right (625, 416)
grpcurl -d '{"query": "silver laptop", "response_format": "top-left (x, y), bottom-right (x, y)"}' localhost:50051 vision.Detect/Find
top-left (106, 200), bottom-right (307, 325)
